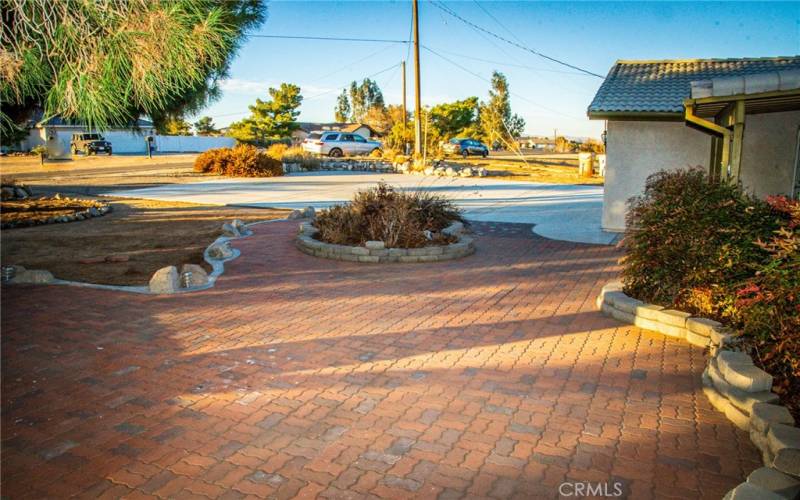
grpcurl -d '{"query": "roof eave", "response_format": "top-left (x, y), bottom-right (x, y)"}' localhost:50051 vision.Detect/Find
top-left (587, 110), bottom-right (685, 121)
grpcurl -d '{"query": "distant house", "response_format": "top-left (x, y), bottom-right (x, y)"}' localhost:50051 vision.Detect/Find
top-left (588, 57), bottom-right (800, 231)
top-left (292, 122), bottom-right (381, 144)
top-left (516, 136), bottom-right (555, 151)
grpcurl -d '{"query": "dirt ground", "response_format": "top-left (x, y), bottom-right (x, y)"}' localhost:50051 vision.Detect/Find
top-left (1, 197), bottom-right (287, 286)
top-left (451, 154), bottom-right (604, 185)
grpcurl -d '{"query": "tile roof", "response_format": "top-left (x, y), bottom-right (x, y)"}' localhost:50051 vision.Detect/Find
top-left (588, 56), bottom-right (800, 116)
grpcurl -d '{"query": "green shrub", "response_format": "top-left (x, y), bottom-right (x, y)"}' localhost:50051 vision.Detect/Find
top-left (193, 145), bottom-right (283, 177)
top-left (621, 168), bottom-right (799, 413)
top-left (621, 168), bottom-right (778, 319)
top-left (314, 183), bottom-right (463, 248)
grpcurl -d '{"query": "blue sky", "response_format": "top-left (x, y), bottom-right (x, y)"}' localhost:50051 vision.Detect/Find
top-left (193, 1), bottom-right (800, 138)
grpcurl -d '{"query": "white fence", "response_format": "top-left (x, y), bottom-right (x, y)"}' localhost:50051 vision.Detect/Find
top-left (103, 132), bottom-right (235, 154)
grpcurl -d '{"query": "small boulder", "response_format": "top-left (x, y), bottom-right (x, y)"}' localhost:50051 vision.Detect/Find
top-left (1, 187), bottom-right (15, 200)
top-left (232, 219), bottom-right (247, 232)
top-left (460, 168), bottom-right (473, 177)
top-left (11, 269), bottom-right (54, 284)
top-left (14, 187), bottom-right (29, 199)
top-left (180, 264), bottom-right (209, 287)
top-left (221, 222), bottom-right (241, 238)
top-left (208, 242), bottom-right (233, 260)
top-left (288, 209), bottom-right (304, 220)
top-left (89, 207), bottom-right (100, 217)
top-left (149, 266), bottom-right (180, 294)
top-left (302, 206), bottom-right (316, 219)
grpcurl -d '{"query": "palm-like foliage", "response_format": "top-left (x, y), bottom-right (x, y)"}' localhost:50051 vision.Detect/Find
top-left (0, 0), bottom-right (265, 142)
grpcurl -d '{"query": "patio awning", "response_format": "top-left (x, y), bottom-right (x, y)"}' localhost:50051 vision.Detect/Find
top-left (683, 70), bottom-right (800, 182)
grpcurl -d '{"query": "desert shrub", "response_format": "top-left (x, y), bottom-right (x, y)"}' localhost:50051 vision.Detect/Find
top-left (314, 183), bottom-right (463, 248)
top-left (193, 145), bottom-right (282, 177)
top-left (381, 148), bottom-right (400, 162)
top-left (265, 143), bottom-right (289, 160)
top-left (282, 146), bottom-right (321, 170)
top-left (621, 168), bottom-right (799, 414)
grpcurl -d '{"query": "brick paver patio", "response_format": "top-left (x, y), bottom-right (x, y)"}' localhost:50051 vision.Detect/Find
top-left (1, 221), bottom-right (760, 499)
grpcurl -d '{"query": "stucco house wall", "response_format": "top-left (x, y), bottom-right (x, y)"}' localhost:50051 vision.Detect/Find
top-left (740, 110), bottom-right (800, 198)
top-left (602, 120), bottom-right (710, 231)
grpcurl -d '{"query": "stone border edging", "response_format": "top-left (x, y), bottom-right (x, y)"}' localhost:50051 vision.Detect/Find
top-left (1, 197), bottom-right (112, 230)
top-left (2, 218), bottom-right (288, 295)
top-left (597, 282), bottom-right (800, 498)
top-left (295, 221), bottom-right (475, 263)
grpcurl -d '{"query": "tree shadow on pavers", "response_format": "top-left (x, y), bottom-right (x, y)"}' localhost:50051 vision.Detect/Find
top-left (1, 281), bottom-right (759, 498)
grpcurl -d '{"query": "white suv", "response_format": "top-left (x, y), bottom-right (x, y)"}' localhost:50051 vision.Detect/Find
top-left (302, 131), bottom-right (382, 157)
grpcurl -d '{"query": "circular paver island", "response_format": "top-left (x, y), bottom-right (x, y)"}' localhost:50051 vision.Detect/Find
top-left (295, 220), bottom-right (475, 263)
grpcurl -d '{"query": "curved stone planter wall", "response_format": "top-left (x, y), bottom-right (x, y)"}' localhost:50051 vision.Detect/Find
top-left (296, 221), bottom-right (475, 263)
top-left (598, 282), bottom-right (800, 499)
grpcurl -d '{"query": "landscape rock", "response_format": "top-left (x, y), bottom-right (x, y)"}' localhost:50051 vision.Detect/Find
top-left (747, 466), bottom-right (800, 499)
top-left (11, 269), bottom-right (54, 284)
top-left (14, 187), bottom-right (29, 199)
top-left (687, 317), bottom-right (722, 337)
top-left (1, 187), bottom-right (15, 200)
top-left (302, 206), bottom-right (316, 219)
top-left (89, 207), bottom-right (100, 217)
top-left (723, 482), bottom-right (784, 500)
top-left (208, 242), bottom-right (234, 260)
top-left (180, 264), bottom-right (209, 287)
top-left (768, 423), bottom-right (800, 477)
top-left (751, 404), bottom-right (795, 434)
top-left (442, 221), bottom-right (464, 236)
top-left (232, 219), bottom-right (247, 232)
top-left (288, 209), bottom-right (304, 220)
top-left (221, 222), bottom-right (241, 237)
top-left (149, 266), bottom-right (180, 294)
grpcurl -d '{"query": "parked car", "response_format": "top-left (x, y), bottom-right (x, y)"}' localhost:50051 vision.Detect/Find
top-left (443, 138), bottom-right (489, 158)
top-left (302, 131), bottom-right (382, 157)
top-left (71, 133), bottom-right (112, 155)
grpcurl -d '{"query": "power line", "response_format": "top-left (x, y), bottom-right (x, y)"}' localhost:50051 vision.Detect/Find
top-left (428, 1), bottom-right (604, 78)
top-left (421, 45), bottom-right (584, 121)
top-left (249, 34), bottom-right (409, 44)
top-left (425, 46), bottom-right (590, 76)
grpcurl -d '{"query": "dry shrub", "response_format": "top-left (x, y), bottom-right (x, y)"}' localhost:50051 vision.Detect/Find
top-left (314, 183), bottom-right (463, 248)
top-left (265, 143), bottom-right (289, 160)
top-left (193, 145), bottom-right (282, 177)
top-left (282, 146), bottom-right (321, 170)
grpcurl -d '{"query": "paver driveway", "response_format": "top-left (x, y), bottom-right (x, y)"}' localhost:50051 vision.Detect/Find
top-left (1, 221), bottom-right (759, 499)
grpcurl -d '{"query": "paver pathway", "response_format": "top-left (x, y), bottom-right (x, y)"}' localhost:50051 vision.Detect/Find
top-left (1, 221), bottom-right (759, 499)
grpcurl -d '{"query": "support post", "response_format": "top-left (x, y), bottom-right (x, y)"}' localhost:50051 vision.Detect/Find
top-left (412, 0), bottom-right (422, 157)
top-left (729, 100), bottom-right (745, 183)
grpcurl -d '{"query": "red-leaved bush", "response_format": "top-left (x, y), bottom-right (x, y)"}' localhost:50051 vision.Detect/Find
top-left (621, 168), bottom-right (799, 415)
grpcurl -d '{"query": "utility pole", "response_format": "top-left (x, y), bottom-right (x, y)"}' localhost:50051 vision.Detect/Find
top-left (412, 0), bottom-right (422, 157)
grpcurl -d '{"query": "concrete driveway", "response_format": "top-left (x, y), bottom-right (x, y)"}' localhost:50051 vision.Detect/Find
top-left (107, 172), bottom-right (617, 244)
